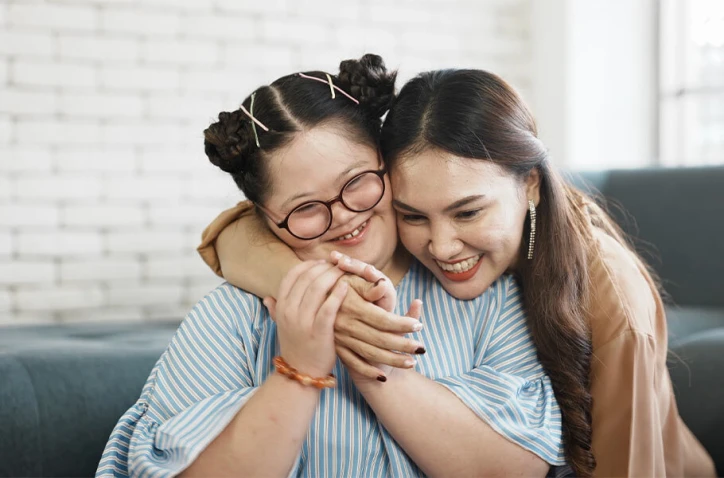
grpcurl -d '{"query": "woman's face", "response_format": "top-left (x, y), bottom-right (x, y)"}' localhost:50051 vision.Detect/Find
top-left (391, 148), bottom-right (540, 299)
top-left (261, 125), bottom-right (398, 271)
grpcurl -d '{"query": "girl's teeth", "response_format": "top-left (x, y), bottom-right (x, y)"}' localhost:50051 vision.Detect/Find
top-left (335, 221), bottom-right (366, 241)
top-left (436, 255), bottom-right (481, 273)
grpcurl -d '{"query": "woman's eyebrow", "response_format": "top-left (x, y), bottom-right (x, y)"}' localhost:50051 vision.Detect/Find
top-left (393, 195), bottom-right (486, 215)
top-left (392, 199), bottom-right (425, 214)
top-left (443, 195), bottom-right (485, 212)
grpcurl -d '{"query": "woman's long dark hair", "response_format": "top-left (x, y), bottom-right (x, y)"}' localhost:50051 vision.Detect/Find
top-left (381, 69), bottom-right (601, 477)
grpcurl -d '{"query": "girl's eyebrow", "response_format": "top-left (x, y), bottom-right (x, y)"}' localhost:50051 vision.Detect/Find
top-left (281, 159), bottom-right (369, 209)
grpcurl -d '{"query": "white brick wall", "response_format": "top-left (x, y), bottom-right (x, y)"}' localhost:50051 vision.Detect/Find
top-left (0, 0), bottom-right (533, 325)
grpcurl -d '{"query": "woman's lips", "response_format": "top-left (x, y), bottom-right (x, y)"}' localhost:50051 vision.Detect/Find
top-left (436, 254), bottom-right (484, 282)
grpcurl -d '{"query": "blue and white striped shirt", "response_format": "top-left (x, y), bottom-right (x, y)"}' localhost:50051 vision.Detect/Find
top-left (97, 260), bottom-right (567, 477)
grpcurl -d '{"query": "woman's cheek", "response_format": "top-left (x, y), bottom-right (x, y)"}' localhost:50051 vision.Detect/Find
top-left (396, 222), bottom-right (425, 254)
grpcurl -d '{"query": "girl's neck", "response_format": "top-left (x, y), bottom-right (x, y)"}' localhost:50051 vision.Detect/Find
top-left (379, 244), bottom-right (412, 286)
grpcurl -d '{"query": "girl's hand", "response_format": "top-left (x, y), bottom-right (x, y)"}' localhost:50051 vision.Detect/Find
top-left (264, 260), bottom-right (348, 377)
top-left (331, 251), bottom-right (396, 312)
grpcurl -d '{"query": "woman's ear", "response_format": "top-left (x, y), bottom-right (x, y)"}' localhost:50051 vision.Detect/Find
top-left (525, 167), bottom-right (542, 206)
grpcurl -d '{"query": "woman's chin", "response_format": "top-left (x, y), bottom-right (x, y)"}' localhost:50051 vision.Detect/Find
top-left (431, 263), bottom-right (495, 300)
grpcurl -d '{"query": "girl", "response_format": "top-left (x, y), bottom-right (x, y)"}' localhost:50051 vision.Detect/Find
top-left (97, 56), bottom-right (565, 478)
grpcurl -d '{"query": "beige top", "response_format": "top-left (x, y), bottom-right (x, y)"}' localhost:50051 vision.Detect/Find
top-left (587, 228), bottom-right (714, 477)
top-left (197, 201), bottom-right (715, 477)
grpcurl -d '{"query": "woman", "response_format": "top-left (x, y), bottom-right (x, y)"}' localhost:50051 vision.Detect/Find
top-left (200, 64), bottom-right (716, 476)
top-left (96, 55), bottom-right (565, 477)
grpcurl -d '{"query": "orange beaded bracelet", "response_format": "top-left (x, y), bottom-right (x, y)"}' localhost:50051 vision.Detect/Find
top-left (273, 356), bottom-right (336, 389)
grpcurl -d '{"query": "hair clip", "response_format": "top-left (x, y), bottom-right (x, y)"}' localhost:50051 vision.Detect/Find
top-left (325, 73), bottom-right (336, 99)
top-left (240, 92), bottom-right (269, 148)
top-left (297, 72), bottom-right (360, 104)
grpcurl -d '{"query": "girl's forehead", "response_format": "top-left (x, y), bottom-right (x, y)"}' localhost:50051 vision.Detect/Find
top-left (265, 127), bottom-right (379, 207)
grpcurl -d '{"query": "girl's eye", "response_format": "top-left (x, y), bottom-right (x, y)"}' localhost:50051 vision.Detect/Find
top-left (456, 209), bottom-right (482, 220)
top-left (295, 204), bottom-right (317, 213)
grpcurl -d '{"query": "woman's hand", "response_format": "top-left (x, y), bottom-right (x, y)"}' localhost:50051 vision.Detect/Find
top-left (263, 260), bottom-right (349, 377)
top-left (337, 298), bottom-right (424, 384)
top-left (329, 251), bottom-right (426, 381)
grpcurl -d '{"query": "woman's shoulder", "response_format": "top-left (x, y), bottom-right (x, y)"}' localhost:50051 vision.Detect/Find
top-left (588, 227), bottom-right (660, 347)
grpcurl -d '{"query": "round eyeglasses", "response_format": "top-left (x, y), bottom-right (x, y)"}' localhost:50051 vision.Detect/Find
top-left (258, 169), bottom-right (387, 240)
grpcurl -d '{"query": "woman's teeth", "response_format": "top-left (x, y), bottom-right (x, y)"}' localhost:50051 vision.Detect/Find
top-left (333, 221), bottom-right (367, 241)
top-left (435, 255), bottom-right (481, 273)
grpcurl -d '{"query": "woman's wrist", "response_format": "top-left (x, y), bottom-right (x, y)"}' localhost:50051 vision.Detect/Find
top-left (353, 365), bottom-right (415, 394)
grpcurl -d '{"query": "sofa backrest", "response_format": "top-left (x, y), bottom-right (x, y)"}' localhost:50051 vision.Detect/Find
top-left (0, 323), bottom-right (176, 478)
top-left (571, 166), bottom-right (724, 308)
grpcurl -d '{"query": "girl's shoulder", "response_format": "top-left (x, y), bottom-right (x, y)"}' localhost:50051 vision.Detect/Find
top-left (183, 282), bottom-right (271, 343)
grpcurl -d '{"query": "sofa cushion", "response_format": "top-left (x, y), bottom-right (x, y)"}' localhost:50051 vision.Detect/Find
top-left (0, 323), bottom-right (178, 478)
top-left (668, 327), bottom-right (724, 474)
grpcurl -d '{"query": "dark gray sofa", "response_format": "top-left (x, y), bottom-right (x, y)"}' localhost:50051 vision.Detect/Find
top-left (1, 166), bottom-right (723, 477)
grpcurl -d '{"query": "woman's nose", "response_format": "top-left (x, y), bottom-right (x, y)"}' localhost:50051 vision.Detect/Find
top-left (428, 224), bottom-right (463, 260)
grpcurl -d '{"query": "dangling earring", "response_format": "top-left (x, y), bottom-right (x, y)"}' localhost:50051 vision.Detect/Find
top-left (527, 199), bottom-right (536, 260)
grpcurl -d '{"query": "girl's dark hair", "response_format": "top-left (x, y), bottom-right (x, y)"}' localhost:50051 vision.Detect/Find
top-left (381, 69), bottom-right (602, 477)
top-left (203, 54), bottom-right (396, 204)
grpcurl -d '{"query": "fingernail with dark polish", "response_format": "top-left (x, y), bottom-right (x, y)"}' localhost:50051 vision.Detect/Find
top-left (376, 375), bottom-right (387, 382)
top-left (414, 347), bottom-right (426, 355)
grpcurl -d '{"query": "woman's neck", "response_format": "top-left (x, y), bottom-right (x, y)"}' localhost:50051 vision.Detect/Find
top-left (378, 244), bottom-right (412, 286)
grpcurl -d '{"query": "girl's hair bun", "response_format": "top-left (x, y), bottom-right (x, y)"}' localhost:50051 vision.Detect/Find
top-left (203, 109), bottom-right (253, 174)
top-left (338, 53), bottom-right (397, 118)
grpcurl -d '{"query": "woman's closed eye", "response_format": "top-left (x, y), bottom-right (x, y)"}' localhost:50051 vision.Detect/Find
top-left (455, 209), bottom-right (482, 221)
top-left (400, 213), bottom-right (427, 224)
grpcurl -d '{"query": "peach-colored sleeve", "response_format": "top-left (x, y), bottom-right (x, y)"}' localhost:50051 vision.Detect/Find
top-left (590, 331), bottom-right (665, 477)
top-left (197, 200), bottom-right (255, 277)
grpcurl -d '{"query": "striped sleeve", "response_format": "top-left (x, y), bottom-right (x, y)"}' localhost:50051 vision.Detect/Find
top-left (434, 275), bottom-right (567, 466)
top-left (96, 284), bottom-right (262, 478)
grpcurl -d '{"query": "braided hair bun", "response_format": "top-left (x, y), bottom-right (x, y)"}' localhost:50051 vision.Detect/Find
top-left (337, 54), bottom-right (397, 118)
top-left (203, 109), bottom-right (254, 175)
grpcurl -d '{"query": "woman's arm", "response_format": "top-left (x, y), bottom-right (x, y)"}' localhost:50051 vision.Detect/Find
top-left (215, 207), bottom-right (300, 298)
top-left (356, 369), bottom-right (549, 478)
top-left (346, 275), bottom-right (562, 477)
top-left (589, 332), bottom-right (715, 477)
top-left (586, 231), bottom-right (715, 477)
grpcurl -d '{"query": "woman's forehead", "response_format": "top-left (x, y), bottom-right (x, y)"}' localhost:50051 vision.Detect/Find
top-left (390, 151), bottom-right (515, 206)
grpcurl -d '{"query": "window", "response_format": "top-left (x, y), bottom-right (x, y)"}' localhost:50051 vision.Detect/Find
top-left (659, 0), bottom-right (724, 166)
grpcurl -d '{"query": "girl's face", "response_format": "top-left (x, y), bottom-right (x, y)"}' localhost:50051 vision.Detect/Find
top-left (391, 148), bottom-right (540, 299)
top-left (261, 125), bottom-right (398, 272)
